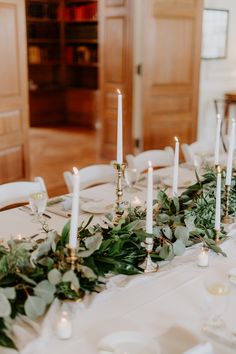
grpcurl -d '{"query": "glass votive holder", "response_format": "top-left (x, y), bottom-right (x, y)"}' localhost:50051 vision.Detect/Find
top-left (197, 247), bottom-right (209, 267)
top-left (56, 310), bottom-right (72, 340)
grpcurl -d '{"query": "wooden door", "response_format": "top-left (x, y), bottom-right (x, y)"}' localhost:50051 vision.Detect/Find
top-left (0, 0), bottom-right (29, 183)
top-left (142, 0), bottom-right (203, 150)
top-left (99, 0), bottom-right (134, 160)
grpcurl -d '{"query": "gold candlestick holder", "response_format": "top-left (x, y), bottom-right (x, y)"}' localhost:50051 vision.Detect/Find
top-left (215, 229), bottom-right (220, 244)
top-left (113, 162), bottom-right (126, 219)
top-left (66, 245), bottom-right (78, 270)
top-left (222, 184), bottom-right (234, 224)
top-left (139, 237), bottom-right (159, 273)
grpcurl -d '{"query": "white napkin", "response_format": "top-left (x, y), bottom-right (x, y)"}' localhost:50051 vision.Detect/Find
top-left (183, 342), bottom-right (214, 354)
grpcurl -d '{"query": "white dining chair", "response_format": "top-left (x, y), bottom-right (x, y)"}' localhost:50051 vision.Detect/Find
top-left (0, 177), bottom-right (47, 209)
top-left (126, 147), bottom-right (174, 174)
top-left (63, 164), bottom-right (116, 193)
top-left (181, 141), bottom-right (216, 166)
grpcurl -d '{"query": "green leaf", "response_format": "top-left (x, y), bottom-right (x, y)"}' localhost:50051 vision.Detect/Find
top-left (62, 270), bottom-right (79, 290)
top-left (17, 273), bottom-right (37, 286)
top-left (48, 268), bottom-right (62, 285)
top-left (0, 293), bottom-right (11, 317)
top-left (78, 234), bottom-right (103, 257)
top-left (174, 226), bottom-right (189, 244)
top-left (184, 215), bottom-right (196, 232)
top-left (34, 280), bottom-right (56, 304)
top-left (61, 221), bottom-right (70, 246)
top-left (24, 296), bottom-right (46, 320)
top-left (79, 265), bottom-right (97, 280)
top-left (37, 257), bottom-right (54, 268)
top-left (0, 287), bottom-right (16, 300)
top-left (173, 196), bottom-right (180, 212)
top-left (162, 226), bottom-right (172, 240)
top-left (157, 213), bottom-right (170, 224)
top-left (173, 239), bottom-right (185, 256)
top-left (159, 244), bottom-right (170, 259)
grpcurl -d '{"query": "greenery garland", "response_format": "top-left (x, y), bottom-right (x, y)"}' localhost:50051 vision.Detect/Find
top-left (0, 168), bottom-right (235, 350)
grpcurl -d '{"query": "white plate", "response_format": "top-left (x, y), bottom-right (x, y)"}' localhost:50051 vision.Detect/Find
top-left (228, 267), bottom-right (236, 285)
top-left (97, 330), bottom-right (160, 354)
top-left (81, 201), bottom-right (113, 214)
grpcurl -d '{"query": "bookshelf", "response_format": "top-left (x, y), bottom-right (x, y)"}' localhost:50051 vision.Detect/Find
top-left (26, 0), bottom-right (99, 127)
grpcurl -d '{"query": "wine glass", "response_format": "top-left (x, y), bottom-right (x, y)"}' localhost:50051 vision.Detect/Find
top-left (124, 168), bottom-right (140, 193)
top-left (29, 191), bottom-right (48, 222)
top-left (202, 273), bottom-right (231, 333)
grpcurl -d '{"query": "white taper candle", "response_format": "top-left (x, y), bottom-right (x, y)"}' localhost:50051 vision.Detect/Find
top-left (69, 167), bottom-right (80, 249)
top-left (225, 119), bottom-right (235, 186)
top-left (146, 161), bottom-right (153, 234)
top-left (215, 166), bottom-right (221, 231)
top-left (172, 137), bottom-right (179, 196)
top-left (117, 89), bottom-right (123, 164)
top-left (214, 114), bottom-right (221, 166)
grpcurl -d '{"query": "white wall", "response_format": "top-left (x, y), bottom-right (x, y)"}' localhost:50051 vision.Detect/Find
top-left (198, 0), bottom-right (236, 142)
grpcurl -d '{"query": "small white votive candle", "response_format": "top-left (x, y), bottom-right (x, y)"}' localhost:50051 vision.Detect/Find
top-left (56, 311), bottom-right (72, 339)
top-left (197, 248), bottom-right (209, 267)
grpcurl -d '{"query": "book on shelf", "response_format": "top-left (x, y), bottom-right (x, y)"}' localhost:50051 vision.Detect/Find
top-left (65, 23), bottom-right (97, 40)
top-left (64, 3), bottom-right (97, 21)
top-left (27, 2), bottom-right (59, 20)
top-left (28, 46), bottom-right (41, 64)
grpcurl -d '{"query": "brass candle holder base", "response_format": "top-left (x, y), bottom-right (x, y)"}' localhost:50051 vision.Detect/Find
top-left (113, 162), bottom-right (126, 223)
top-left (222, 185), bottom-right (234, 224)
top-left (66, 245), bottom-right (78, 270)
top-left (139, 238), bottom-right (159, 273)
top-left (215, 229), bottom-right (220, 245)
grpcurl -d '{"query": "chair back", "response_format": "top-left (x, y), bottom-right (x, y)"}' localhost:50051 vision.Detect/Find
top-left (126, 147), bottom-right (174, 174)
top-left (63, 164), bottom-right (116, 192)
top-left (181, 141), bottom-right (215, 166)
top-left (0, 177), bottom-right (46, 209)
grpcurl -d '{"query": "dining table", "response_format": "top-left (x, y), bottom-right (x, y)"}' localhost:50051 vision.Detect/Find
top-left (1, 166), bottom-right (236, 354)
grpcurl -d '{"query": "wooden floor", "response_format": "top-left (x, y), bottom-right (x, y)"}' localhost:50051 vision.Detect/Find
top-left (29, 127), bottom-right (107, 197)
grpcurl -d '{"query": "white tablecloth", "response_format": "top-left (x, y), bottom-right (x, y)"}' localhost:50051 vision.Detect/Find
top-left (1, 178), bottom-right (236, 354)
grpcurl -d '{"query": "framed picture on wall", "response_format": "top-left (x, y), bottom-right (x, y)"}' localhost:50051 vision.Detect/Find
top-left (201, 9), bottom-right (229, 59)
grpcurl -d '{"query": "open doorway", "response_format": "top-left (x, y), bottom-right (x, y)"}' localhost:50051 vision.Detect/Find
top-left (26, 0), bottom-right (103, 196)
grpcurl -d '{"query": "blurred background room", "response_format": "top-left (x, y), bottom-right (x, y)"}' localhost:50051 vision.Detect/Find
top-left (0, 0), bottom-right (236, 196)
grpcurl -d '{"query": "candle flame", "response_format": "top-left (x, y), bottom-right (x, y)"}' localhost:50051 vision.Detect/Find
top-left (217, 165), bottom-right (221, 174)
top-left (217, 113), bottom-right (221, 120)
top-left (117, 89), bottom-right (121, 95)
top-left (174, 136), bottom-right (179, 143)
top-left (148, 160), bottom-right (152, 168)
top-left (72, 167), bottom-right (79, 175)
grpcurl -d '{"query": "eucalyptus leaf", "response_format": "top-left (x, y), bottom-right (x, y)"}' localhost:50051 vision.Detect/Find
top-left (62, 270), bottom-right (79, 290)
top-left (157, 213), bottom-right (170, 224)
top-left (162, 226), bottom-right (172, 240)
top-left (0, 287), bottom-right (16, 300)
top-left (173, 239), bottom-right (185, 256)
top-left (48, 268), bottom-right (62, 285)
top-left (79, 265), bottom-right (97, 280)
top-left (184, 215), bottom-right (196, 232)
top-left (78, 234), bottom-right (103, 257)
top-left (174, 226), bottom-right (189, 244)
top-left (173, 197), bottom-right (180, 212)
top-left (34, 280), bottom-right (56, 304)
top-left (24, 296), bottom-right (46, 320)
top-left (0, 293), bottom-right (11, 317)
top-left (153, 226), bottom-right (162, 238)
top-left (159, 244), bottom-right (170, 259)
